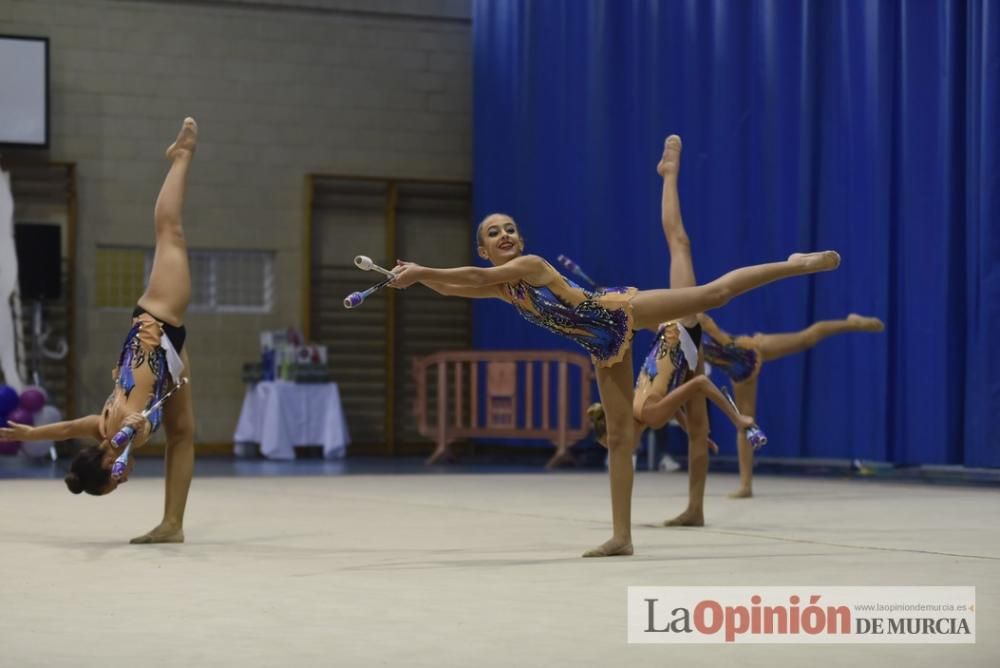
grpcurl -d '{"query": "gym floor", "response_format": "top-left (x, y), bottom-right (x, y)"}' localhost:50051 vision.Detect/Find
top-left (1, 462), bottom-right (997, 667)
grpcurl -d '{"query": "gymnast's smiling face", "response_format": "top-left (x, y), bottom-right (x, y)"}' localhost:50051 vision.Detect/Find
top-left (477, 214), bottom-right (524, 266)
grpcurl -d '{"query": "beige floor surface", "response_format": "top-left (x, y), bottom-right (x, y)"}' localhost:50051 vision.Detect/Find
top-left (1, 471), bottom-right (997, 667)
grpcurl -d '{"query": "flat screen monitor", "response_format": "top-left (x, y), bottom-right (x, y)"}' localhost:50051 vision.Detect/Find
top-left (0, 35), bottom-right (49, 148)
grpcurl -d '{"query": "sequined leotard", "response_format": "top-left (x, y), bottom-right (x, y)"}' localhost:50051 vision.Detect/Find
top-left (636, 321), bottom-right (702, 399)
top-left (502, 267), bottom-right (637, 368)
top-left (98, 310), bottom-right (186, 442)
top-left (698, 314), bottom-right (762, 384)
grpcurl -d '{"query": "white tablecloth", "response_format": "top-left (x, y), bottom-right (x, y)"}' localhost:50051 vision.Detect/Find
top-left (233, 381), bottom-right (350, 460)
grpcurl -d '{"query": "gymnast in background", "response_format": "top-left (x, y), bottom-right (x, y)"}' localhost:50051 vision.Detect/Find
top-left (587, 135), bottom-right (760, 528)
top-left (385, 158), bottom-right (842, 557)
top-left (698, 311), bottom-right (883, 498)
top-left (0, 118), bottom-right (199, 544)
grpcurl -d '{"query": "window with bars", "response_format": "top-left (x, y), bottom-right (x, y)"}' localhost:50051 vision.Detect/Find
top-left (96, 246), bottom-right (274, 313)
top-left (189, 250), bottom-right (274, 313)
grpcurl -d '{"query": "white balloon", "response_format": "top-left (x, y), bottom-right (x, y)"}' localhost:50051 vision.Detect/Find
top-left (19, 404), bottom-right (61, 458)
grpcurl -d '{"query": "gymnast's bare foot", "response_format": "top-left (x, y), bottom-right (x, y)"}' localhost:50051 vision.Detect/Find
top-left (788, 251), bottom-right (840, 272)
top-left (728, 487), bottom-right (753, 499)
top-left (130, 522), bottom-right (184, 544)
top-left (582, 537), bottom-right (634, 558)
top-left (663, 508), bottom-right (704, 527)
top-left (656, 135), bottom-right (682, 177)
top-left (847, 313), bottom-right (885, 332)
top-left (166, 117), bottom-right (198, 161)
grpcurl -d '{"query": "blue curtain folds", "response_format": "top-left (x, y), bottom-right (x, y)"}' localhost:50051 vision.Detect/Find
top-left (471, 0), bottom-right (999, 466)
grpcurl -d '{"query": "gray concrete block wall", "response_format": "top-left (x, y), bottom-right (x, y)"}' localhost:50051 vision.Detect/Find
top-left (0, 0), bottom-right (471, 444)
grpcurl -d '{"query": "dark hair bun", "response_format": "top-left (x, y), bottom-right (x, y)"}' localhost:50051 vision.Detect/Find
top-left (64, 473), bottom-right (84, 494)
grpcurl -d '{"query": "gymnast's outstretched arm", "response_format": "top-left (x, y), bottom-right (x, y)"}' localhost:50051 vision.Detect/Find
top-left (391, 254), bottom-right (550, 289)
top-left (0, 415), bottom-right (102, 442)
top-left (417, 278), bottom-right (504, 299)
top-left (639, 375), bottom-right (751, 431)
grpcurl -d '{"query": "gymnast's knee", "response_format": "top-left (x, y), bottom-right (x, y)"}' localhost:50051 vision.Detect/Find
top-left (604, 421), bottom-right (634, 451)
top-left (667, 230), bottom-right (691, 253)
top-left (165, 416), bottom-right (195, 449)
top-left (153, 207), bottom-right (186, 239)
top-left (703, 282), bottom-right (734, 309)
top-left (686, 419), bottom-right (709, 443)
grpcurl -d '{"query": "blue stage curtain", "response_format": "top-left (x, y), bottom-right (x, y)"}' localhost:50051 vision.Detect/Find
top-left (471, 0), bottom-right (999, 467)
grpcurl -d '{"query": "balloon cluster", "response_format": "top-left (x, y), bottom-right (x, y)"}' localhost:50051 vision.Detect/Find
top-left (0, 385), bottom-right (47, 455)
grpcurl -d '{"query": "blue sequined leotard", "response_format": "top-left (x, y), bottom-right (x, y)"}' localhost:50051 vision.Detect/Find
top-left (112, 321), bottom-right (172, 432)
top-left (638, 321), bottom-right (702, 394)
top-left (502, 272), bottom-right (637, 368)
top-left (698, 315), bottom-right (762, 384)
top-left (99, 311), bottom-right (186, 441)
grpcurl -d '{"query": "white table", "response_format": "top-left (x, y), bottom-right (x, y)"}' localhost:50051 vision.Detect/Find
top-left (233, 381), bottom-right (350, 460)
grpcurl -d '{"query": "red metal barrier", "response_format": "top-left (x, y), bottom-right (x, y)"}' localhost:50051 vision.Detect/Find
top-left (412, 350), bottom-right (595, 468)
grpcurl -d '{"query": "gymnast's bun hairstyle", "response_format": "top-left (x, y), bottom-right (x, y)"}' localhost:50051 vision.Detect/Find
top-left (64, 472), bottom-right (84, 494)
top-left (587, 402), bottom-right (607, 442)
top-left (65, 446), bottom-right (111, 496)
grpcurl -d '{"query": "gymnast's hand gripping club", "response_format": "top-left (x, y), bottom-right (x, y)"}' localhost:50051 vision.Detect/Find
top-left (344, 255), bottom-right (398, 309)
top-left (722, 386), bottom-right (768, 451)
top-left (110, 377), bottom-right (190, 479)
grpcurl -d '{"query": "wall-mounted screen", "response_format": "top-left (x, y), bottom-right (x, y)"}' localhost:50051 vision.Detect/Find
top-left (0, 35), bottom-right (49, 148)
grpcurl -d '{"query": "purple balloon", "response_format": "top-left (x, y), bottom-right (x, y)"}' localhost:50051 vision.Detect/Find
top-left (7, 407), bottom-right (35, 426)
top-left (0, 385), bottom-right (17, 417)
top-left (19, 387), bottom-right (47, 414)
